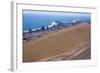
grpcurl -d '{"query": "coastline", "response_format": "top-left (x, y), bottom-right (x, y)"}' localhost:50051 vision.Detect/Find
top-left (23, 22), bottom-right (89, 42)
top-left (23, 22), bottom-right (91, 62)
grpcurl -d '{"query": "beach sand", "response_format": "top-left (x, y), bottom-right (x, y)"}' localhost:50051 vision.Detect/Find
top-left (23, 22), bottom-right (91, 62)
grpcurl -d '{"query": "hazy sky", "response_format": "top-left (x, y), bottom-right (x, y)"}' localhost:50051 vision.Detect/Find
top-left (23, 10), bottom-right (91, 17)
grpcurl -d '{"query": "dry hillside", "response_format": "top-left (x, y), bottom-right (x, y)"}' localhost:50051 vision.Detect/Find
top-left (23, 22), bottom-right (90, 62)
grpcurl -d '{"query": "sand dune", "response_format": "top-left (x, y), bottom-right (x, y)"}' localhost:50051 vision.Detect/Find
top-left (23, 22), bottom-right (91, 62)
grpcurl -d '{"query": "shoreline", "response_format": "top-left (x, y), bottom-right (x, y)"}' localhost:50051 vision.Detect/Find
top-left (23, 22), bottom-right (91, 62)
top-left (23, 22), bottom-right (89, 42)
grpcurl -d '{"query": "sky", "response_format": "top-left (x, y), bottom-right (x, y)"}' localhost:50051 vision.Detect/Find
top-left (23, 10), bottom-right (91, 17)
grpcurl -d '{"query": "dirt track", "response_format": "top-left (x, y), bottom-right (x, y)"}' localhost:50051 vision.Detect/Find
top-left (72, 48), bottom-right (91, 60)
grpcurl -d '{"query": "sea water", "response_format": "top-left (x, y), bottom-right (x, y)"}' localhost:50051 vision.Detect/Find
top-left (23, 10), bottom-right (91, 32)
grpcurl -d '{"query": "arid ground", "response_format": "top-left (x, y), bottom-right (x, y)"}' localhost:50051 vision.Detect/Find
top-left (23, 22), bottom-right (91, 62)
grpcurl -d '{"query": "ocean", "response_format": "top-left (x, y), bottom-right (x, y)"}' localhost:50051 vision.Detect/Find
top-left (23, 10), bottom-right (91, 32)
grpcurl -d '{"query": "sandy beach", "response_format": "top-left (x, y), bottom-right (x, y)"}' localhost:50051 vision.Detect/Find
top-left (23, 22), bottom-right (91, 62)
